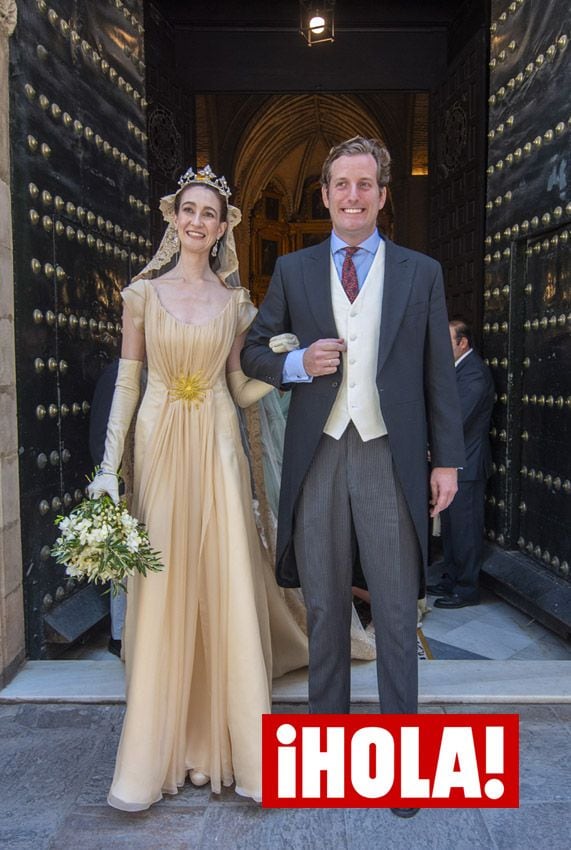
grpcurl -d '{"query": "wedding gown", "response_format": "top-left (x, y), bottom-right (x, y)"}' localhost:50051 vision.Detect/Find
top-left (108, 279), bottom-right (308, 810)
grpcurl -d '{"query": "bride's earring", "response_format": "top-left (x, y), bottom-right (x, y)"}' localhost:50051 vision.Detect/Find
top-left (211, 239), bottom-right (219, 258)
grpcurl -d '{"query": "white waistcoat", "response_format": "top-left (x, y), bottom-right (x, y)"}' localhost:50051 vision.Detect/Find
top-left (323, 241), bottom-right (388, 442)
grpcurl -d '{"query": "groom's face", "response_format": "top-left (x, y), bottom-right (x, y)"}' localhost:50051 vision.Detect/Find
top-left (322, 153), bottom-right (386, 246)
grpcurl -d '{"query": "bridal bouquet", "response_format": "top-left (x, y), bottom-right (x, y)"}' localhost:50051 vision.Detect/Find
top-left (51, 492), bottom-right (162, 594)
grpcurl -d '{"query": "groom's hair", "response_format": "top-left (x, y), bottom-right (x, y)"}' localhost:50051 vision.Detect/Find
top-left (320, 137), bottom-right (391, 189)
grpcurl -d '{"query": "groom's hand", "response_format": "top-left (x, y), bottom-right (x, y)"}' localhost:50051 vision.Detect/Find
top-left (303, 338), bottom-right (346, 376)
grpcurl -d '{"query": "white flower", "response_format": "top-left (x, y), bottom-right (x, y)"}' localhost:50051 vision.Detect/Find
top-left (121, 513), bottom-right (138, 531)
top-left (86, 524), bottom-right (112, 545)
top-left (125, 530), bottom-right (141, 553)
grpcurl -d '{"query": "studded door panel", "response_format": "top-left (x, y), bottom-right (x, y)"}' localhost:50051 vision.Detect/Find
top-left (516, 232), bottom-right (570, 570)
top-left (429, 27), bottom-right (488, 333)
top-left (484, 0), bottom-right (570, 581)
top-left (10, 0), bottom-right (150, 657)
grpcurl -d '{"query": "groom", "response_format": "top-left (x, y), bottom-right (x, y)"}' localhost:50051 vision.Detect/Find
top-left (242, 138), bottom-right (464, 804)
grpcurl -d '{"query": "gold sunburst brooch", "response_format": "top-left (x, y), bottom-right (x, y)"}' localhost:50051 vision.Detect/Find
top-left (169, 371), bottom-right (209, 407)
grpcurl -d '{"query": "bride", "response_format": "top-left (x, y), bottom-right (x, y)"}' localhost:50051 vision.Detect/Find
top-left (89, 165), bottom-right (374, 811)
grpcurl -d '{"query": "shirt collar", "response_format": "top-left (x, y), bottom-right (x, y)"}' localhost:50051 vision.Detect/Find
top-left (455, 349), bottom-right (473, 367)
top-left (331, 229), bottom-right (382, 256)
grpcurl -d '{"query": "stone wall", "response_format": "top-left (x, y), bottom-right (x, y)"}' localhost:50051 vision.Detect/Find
top-left (0, 0), bottom-right (24, 687)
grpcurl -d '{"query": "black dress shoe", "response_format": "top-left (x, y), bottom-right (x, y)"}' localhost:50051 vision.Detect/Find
top-left (108, 638), bottom-right (122, 657)
top-left (390, 807), bottom-right (420, 818)
top-left (434, 593), bottom-right (479, 609)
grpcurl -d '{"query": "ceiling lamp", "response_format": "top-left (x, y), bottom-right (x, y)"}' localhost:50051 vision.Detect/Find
top-left (299, 1), bottom-right (335, 46)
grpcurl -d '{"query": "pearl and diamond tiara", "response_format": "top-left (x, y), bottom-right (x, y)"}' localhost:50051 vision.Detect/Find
top-left (177, 164), bottom-right (231, 200)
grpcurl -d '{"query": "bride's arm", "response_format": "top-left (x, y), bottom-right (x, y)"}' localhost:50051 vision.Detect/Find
top-left (226, 332), bottom-right (274, 407)
top-left (121, 305), bottom-right (146, 361)
top-left (226, 331), bottom-right (246, 373)
top-left (87, 306), bottom-right (145, 501)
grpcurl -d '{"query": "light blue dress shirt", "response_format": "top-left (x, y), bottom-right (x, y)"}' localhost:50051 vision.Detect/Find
top-left (283, 229), bottom-right (382, 383)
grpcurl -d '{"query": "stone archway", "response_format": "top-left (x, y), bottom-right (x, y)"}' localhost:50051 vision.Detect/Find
top-left (232, 94), bottom-right (391, 288)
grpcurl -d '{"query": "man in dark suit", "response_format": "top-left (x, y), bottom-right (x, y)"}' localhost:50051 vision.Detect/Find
top-left (429, 320), bottom-right (495, 609)
top-left (89, 359), bottom-right (125, 657)
top-left (90, 359), bottom-right (120, 471)
top-left (242, 138), bottom-right (464, 816)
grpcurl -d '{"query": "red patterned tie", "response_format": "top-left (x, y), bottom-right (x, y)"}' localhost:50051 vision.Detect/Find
top-left (341, 246), bottom-right (359, 303)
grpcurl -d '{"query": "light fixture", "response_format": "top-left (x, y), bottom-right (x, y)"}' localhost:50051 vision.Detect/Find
top-left (299, 1), bottom-right (335, 46)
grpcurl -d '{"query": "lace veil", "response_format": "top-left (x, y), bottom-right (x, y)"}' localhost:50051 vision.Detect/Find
top-left (132, 165), bottom-right (242, 285)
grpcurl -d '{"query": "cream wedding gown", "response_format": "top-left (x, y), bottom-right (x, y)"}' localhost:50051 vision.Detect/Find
top-left (107, 279), bottom-right (308, 810)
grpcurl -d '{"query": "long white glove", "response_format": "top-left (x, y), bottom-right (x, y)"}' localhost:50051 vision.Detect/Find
top-left (227, 334), bottom-right (300, 408)
top-left (87, 359), bottom-right (143, 503)
top-left (227, 369), bottom-right (274, 408)
top-left (269, 332), bottom-right (300, 353)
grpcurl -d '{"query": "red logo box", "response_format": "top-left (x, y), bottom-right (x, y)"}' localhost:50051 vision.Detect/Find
top-left (262, 713), bottom-right (519, 808)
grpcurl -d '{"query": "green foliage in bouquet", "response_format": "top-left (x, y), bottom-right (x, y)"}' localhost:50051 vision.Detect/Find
top-left (51, 494), bottom-right (163, 594)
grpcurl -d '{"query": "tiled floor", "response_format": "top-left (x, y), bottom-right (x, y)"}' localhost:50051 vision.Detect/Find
top-left (422, 560), bottom-right (571, 661)
top-left (422, 586), bottom-right (571, 661)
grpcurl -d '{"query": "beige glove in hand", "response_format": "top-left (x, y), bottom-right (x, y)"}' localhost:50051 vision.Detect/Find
top-left (227, 369), bottom-right (273, 408)
top-left (269, 332), bottom-right (300, 353)
top-left (87, 358), bottom-right (143, 503)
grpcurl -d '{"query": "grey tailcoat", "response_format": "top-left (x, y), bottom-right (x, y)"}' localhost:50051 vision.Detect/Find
top-left (241, 237), bottom-right (465, 589)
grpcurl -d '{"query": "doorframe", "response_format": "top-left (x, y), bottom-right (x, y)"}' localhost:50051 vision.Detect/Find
top-left (0, 1), bottom-right (25, 688)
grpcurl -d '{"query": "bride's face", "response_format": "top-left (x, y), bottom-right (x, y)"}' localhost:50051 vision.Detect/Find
top-left (175, 186), bottom-right (227, 256)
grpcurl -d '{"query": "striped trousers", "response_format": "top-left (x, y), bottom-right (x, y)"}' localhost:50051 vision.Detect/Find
top-left (293, 424), bottom-right (420, 714)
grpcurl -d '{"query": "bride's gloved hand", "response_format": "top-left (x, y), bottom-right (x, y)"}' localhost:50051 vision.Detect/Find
top-left (88, 470), bottom-right (120, 504)
top-left (86, 358), bottom-right (143, 504)
top-left (227, 369), bottom-right (274, 408)
top-left (269, 332), bottom-right (300, 354)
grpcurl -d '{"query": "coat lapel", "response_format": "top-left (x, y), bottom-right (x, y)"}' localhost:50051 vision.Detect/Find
top-left (377, 239), bottom-right (415, 374)
top-left (302, 238), bottom-right (338, 337)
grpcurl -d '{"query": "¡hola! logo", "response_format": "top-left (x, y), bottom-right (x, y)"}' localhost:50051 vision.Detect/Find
top-left (262, 714), bottom-right (519, 808)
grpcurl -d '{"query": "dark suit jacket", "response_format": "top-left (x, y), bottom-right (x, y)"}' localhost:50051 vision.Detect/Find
top-left (89, 359), bottom-right (119, 467)
top-left (455, 350), bottom-right (495, 482)
top-left (241, 237), bottom-right (465, 588)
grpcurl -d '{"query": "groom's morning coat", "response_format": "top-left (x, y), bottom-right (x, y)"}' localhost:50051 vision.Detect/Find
top-left (241, 237), bottom-right (465, 589)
